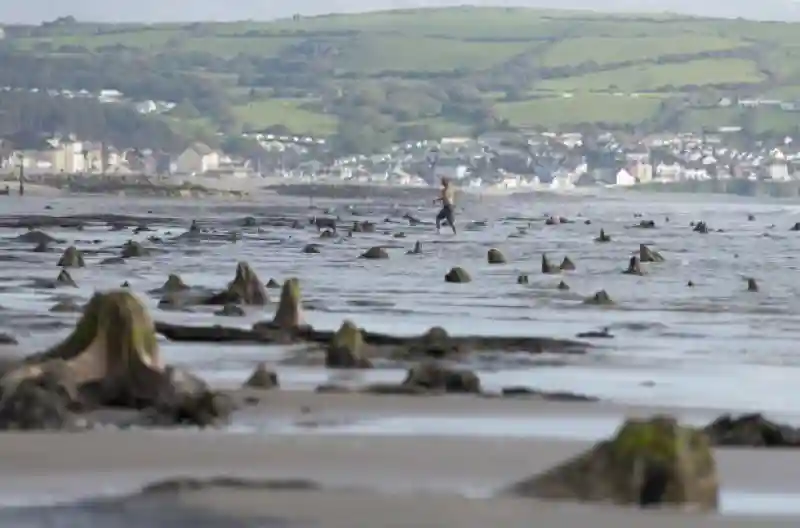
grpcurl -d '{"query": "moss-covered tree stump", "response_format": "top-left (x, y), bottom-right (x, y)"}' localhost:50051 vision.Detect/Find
top-left (506, 416), bottom-right (719, 510)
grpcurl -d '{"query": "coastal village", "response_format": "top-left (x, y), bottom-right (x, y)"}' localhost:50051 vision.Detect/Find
top-left (2, 127), bottom-right (798, 192)
top-left (1, 85), bottom-right (799, 191)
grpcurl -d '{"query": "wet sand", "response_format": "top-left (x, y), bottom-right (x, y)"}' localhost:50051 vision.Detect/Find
top-left (2, 395), bottom-right (800, 526)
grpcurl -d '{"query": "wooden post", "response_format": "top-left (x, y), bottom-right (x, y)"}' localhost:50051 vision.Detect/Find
top-left (18, 155), bottom-right (24, 196)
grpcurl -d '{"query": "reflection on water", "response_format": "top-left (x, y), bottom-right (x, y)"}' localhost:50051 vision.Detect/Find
top-left (2, 194), bottom-right (800, 412)
top-left (229, 414), bottom-right (717, 441)
top-left (723, 491), bottom-right (800, 516)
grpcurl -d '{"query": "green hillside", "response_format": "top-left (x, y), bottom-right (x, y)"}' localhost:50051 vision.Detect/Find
top-left (6, 7), bottom-right (800, 151)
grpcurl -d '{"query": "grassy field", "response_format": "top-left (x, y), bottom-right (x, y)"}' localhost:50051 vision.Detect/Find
top-left (231, 99), bottom-right (338, 135)
top-left (333, 36), bottom-right (531, 73)
top-left (538, 36), bottom-right (745, 67)
top-left (495, 94), bottom-right (663, 127)
top-left (14, 6), bottom-right (800, 133)
top-left (536, 59), bottom-right (765, 92)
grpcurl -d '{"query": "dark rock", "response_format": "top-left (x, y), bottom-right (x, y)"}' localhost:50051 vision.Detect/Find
top-left (32, 241), bottom-right (50, 253)
top-left (541, 254), bottom-right (558, 274)
top-left (14, 230), bottom-right (59, 245)
top-left (242, 216), bottom-right (257, 227)
top-left (517, 274), bottom-right (529, 284)
top-left (444, 267), bottom-right (471, 283)
top-left (0, 373), bottom-right (79, 431)
top-left (360, 247), bottom-right (389, 259)
top-left (151, 274), bottom-right (190, 295)
top-left (100, 257), bottom-right (125, 266)
top-left (623, 256), bottom-right (644, 275)
top-left (639, 244), bottom-right (664, 263)
top-left (57, 246), bottom-right (85, 268)
top-left (121, 281), bottom-right (130, 288)
top-left (404, 213), bottom-right (421, 226)
top-left (327, 320), bottom-right (372, 368)
top-left (791, 222), bottom-right (800, 232)
top-left (584, 290), bottom-right (613, 305)
top-left (703, 413), bottom-right (800, 447)
top-left (506, 416), bottom-right (718, 511)
top-left (266, 278), bottom-right (281, 288)
top-left (748, 214), bottom-right (756, 221)
top-left (406, 241), bottom-right (423, 255)
top-left (303, 244), bottom-right (321, 254)
top-left (312, 216), bottom-right (337, 232)
top-left (559, 256), bottom-right (575, 271)
top-left (595, 229), bottom-right (611, 243)
top-left (144, 366), bottom-right (235, 428)
top-left (687, 280), bottom-right (695, 287)
top-left (352, 220), bottom-right (376, 233)
top-left (634, 220), bottom-right (656, 228)
top-left (141, 476), bottom-right (320, 494)
top-left (319, 229), bottom-right (335, 239)
top-left (315, 384), bottom-right (352, 394)
top-left (402, 361), bottom-right (481, 394)
top-left (500, 386), bottom-right (598, 402)
top-left (49, 299), bottom-right (82, 313)
top-left (361, 383), bottom-right (429, 395)
top-left (243, 363), bottom-right (279, 390)
top-left (214, 304), bottom-right (246, 317)
top-left (120, 240), bottom-right (150, 258)
top-left (693, 221), bottom-right (709, 234)
top-left (203, 262), bottom-right (269, 306)
top-left (746, 278), bottom-right (758, 292)
top-left (576, 327), bottom-right (613, 338)
top-left (487, 248), bottom-right (506, 264)
top-left (557, 280), bottom-right (570, 290)
top-left (56, 269), bottom-right (77, 287)
top-left (407, 326), bottom-right (456, 359)
top-left (0, 333), bottom-right (17, 345)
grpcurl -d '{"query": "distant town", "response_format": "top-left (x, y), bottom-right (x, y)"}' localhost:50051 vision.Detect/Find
top-left (1, 116), bottom-right (798, 193)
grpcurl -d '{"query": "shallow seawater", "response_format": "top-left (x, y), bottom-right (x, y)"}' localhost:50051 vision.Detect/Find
top-left (227, 413), bottom-right (715, 440)
top-left (2, 192), bottom-right (800, 415)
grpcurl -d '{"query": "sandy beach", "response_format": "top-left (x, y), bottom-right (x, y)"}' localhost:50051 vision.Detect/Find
top-left (1, 394), bottom-right (800, 526)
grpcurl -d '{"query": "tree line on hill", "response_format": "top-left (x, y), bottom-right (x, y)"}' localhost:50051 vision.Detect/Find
top-left (0, 27), bottom-right (791, 155)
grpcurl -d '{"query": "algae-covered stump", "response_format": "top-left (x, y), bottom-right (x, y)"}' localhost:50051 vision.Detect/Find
top-left (327, 320), bottom-right (371, 368)
top-left (205, 262), bottom-right (269, 306)
top-left (487, 248), bottom-right (506, 264)
top-left (162, 274), bottom-right (189, 293)
top-left (57, 246), bottom-right (85, 268)
top-left (24, 289), bottom-right (163, 404)
top-left (403, 361), bottom-right (481, 394)
top-left (506, 416), bottom-right (719, 510)
top-left (243, 362), bottom-right (279, 389)
top-left (0, 290), bottom-right (232, 429)
top-left (445, 267), bottom-right (471, 283)
top-left (272, 278), bottom-right (304, 330)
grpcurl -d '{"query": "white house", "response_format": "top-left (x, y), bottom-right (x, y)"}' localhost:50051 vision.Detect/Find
top-left (615, 168), bottom-right (637, 187)
top-left (174, 143), bottom-right (220, 174)
top-left (135, 100), bottom-right (157, 114)
top-left (768, 148), bottom-right (790, 181)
